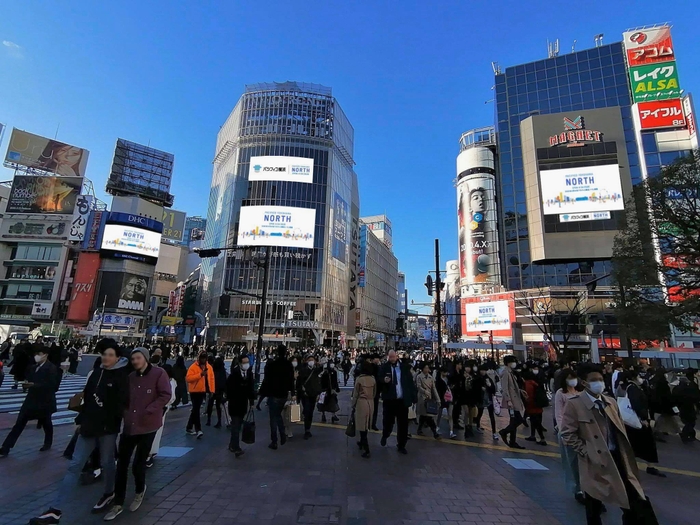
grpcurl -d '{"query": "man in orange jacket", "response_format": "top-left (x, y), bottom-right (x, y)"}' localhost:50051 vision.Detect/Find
top-left (185, 352), bottom-right (215, 438)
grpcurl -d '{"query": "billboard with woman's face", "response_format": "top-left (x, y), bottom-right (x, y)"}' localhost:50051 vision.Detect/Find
top-left (6, 175), bottom-right (83, 214)
top-left (5, 129), bottom-right (89, 177)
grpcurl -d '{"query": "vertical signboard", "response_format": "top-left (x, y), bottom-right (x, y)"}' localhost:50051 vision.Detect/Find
top-left (358, 224), bottom-right (367, 287)
top-left (161, 209), bottom-right (186, 243)
top-left (331, 192), bottom-right (349, 264)
top-left (66, 252), bottom-right (101, 323)
top-left (623, 27), bottom-right (675, 67)
top-left (68, 195), bottom-right (93, 242)
top-left (683, 94), bottom-right (698, 148)
top-left (628, 61), bottom-right (681, 103)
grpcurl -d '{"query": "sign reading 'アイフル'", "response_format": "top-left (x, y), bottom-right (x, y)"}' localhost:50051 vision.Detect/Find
top-left (636, 99), bottom-right (686, 130)
top-left (629, 61), bottom-right (680, 103)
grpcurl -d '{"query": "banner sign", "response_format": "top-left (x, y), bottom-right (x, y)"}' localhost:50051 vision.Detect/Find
top-left (1, 218), bottom-right (68, 240)
top-left (6, 175), bottom-right (83, 215)
top-left (107, 212), bottom-right (163, 233)
top-left (623, 26), bottom-right (675, 67)
top-left (68, 195), bottom-right (93, 242)
top-left (66, 252), bottom-right (100, 323)
top-left (331, 192), bottom-right (349, 264)
top-left (559, 211), bottom-right (611, 223)
top-left (636, 99), bottom-right (686, 130)
top-left (5, 129), bottom-right (89, 177)
top-left (248, 156), bottom-right (314, 183)
top-left (32, 301), bottom-right (53, 319)
top-left (84, 211), bottom-right (104, 251)
top-left (629, 61), bottom-right (681, 103)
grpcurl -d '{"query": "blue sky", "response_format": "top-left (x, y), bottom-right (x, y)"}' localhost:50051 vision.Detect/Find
top-left (1, 1), bottom-right (698, 308)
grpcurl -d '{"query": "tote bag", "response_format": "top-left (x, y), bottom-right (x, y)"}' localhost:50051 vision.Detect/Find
top-left (242, 409), bottom-right (256, 444)
top-left (617, 396), bottom-right (642, 429)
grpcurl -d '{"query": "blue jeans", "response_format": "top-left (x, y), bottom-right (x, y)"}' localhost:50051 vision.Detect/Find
top-left (54, 433), bottom-right (117, 509)
top-left (558, 433), bottom-right (581, 494)
top-left (268, 397), bottom-right (286, 444)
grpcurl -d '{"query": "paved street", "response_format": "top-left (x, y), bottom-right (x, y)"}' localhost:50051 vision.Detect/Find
top-left (0, 384), bottom-right (698, 525)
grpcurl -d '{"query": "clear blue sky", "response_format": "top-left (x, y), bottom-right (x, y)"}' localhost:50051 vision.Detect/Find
top-left (1, 1), bottom-right (698, 307)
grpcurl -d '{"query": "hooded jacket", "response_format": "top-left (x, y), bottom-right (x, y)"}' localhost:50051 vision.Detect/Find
top-left (77, 357), bottom-right (129, 437)
top-left (123, 364), bottom-right (172, 435)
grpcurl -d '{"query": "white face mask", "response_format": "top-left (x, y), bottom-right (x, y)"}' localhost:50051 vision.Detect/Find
top-left (509, 362), bottom-right (517, 369)
top-left (472, 366), bottom-right (478, 372)
top-left (636, 377), bottom-right (644, 385)
top-left (587, 381), bottom-right (605, 395)
top-left (291, 361), bottom-right (298, 368)
top-left (34, 355), bottom-right (44, 363)
top-left (330, 363), bottom-right (335, 369)
top-left (566, 378), bottom-right (578, 388)
top-left (532, 369), bottom-right (539, 375)
top-left (308, 361), bottom-right (315, 368)
top-left (241, 363), bottom-right (250, 371)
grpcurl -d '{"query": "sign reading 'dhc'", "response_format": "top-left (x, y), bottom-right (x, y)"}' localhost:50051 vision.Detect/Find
top-left (248, 156), bottom-right (314, 184)
top-left (108, 212), bottom-right (163, 233)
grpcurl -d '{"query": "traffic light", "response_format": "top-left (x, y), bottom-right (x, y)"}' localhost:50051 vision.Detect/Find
top-left (396, 317), bottom-right (405, 332)
top-left (196, 248), bottom-right (222, 258)
top-left (425, 274), bottom-right (434, 295)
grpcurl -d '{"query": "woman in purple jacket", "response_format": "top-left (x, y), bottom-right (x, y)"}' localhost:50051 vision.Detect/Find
top-left (104, 347), bottom-right (171, 521)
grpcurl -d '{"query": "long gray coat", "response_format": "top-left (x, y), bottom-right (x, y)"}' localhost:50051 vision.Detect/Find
top-left (415, 373), bottom-right (440, 419)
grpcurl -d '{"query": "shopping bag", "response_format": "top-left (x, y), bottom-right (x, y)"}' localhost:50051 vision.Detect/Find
top-left (425, 400), bottom-right (439, 416)
top-left (493, 395), bottom-right (502, 417)
top-left (617, 396), bottom-right (642, 429)
top-left (242, 409), bottom-right (256, 444)
top-left (408, 404), bottom-right (417, 420)
top-left (324, 393), bottom-right (340, 413)
top-left (345, 409), bottom-right (356, 437)
top-left (290, 402), bottom-right (301, 423)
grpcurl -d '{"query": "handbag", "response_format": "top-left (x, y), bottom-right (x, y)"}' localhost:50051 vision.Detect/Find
top-left (493, 394), bottom-right (502, 416)
top-left (290, 402), bottom-right (301, 423)
top-left (425, 399), bottom-right (439, 416)
top-left (444, 388), bottom-right (453, 403)
top-left (67, 392), bottom-right (84, 412)
top-left (345, 409), bottom-right (356, 437)
top-left (242, 409), bottom-right (256, 444)
top-left (324, 393), bottom-right (340, 413)
top-left (617, 396), bottom-right (642, 429)
top-left (408, 404), bottom-right (417, 420)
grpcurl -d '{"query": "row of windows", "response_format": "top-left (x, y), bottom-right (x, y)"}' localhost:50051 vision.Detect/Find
top-left (12, 244), bottom-right (62, 262)
top-left (506, 43), bottom-right (621, 76)
top-left (1, 283), bottom-right (53, 300)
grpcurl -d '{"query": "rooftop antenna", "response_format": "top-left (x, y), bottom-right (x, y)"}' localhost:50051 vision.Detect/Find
top-left (594, 34), bottom-right (604, 47)
top-left (572, 39), bottom-right (577, 53)
top-left (54, 123), bottom-right (60, 140)
top-left (547, 39), bottom-right (560, 58)
top-left (491, 61), bottom-right (501, 75)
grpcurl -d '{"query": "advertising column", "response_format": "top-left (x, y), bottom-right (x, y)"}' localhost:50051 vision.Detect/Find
top-left (456, 146), bottom-right (501, 295)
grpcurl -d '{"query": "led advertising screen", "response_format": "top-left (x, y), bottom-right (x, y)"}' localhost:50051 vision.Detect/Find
top-left (101, 224), bottom-right (161, 258)
top-left (464, 300), bottom-right (511, 333)
top-left (331, 192), bottom-right (349, 263)
top-left (5, 129), bottom-right (89, 177)
top-left (540, 164), bottom-right (624, 215)
top-left (237, 205), bottom-right (315, 249)
top-left (96, 272), bottom-right (150, 313)
top-left (248, 156), bottom-right (314, 183)
top-left (6, 175), bottom-right (83, 215)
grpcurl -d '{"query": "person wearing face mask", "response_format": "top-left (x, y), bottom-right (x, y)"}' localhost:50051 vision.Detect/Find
top-left (436, 367), bottom-right (455, 439)
top-left (498, 355), bottom-right (527, 449)
top-left (226, 355), bottom-right (256, 457)
top-left (0, 345), bottom-right (61, 458)
top-left (415, 363), bottom-right (441, 440)
top-left (259, 345), bottom-right (296, 449)
top-left (296, 354), bottom-right (323, 439)
top-left (185, 351), bottom-right (216, 439)
top-left (560, 364), bottom-right (658, 525)
top-left (379, 350), bottom-right (418, 454)
top-left (319, 361), bottom-right (340, 424)
top-left (553, 368), bottom-right (584, 504)
top-left (474, 365), bottom-right (498, 440)
top-left (283, 356), bottom-right (301, 439)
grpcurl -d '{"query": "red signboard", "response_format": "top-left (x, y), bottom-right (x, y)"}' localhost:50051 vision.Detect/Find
top-left (65, 252), bottom-right (101, 323)
top-left (637, 99), bottom-right (686, 130)
top-left (623, 27), bottom-right (675, 67)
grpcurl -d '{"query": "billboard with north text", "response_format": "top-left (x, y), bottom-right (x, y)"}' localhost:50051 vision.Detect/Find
top-left (237, 205), bottom-right (315, 249)
top-left (540, 164), bottom-right (624, 215)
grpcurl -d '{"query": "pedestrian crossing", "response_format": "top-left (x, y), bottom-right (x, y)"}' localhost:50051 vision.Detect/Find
top-left (0, 373), bottom-right (87, 426)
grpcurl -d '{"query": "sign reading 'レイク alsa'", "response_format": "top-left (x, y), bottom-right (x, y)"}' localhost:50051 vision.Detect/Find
top-left (629, 62), bottom-right (681, 103)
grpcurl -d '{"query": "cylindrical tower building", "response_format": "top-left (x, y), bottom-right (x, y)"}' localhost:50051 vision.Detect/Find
top-left (456, 127), bottom-right (501, 296)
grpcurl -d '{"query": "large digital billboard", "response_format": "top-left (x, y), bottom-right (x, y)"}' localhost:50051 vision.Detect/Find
top-left (6, 175), bottom-right (83, 214)
top-left (101, 224), bottom-right (161, 258)
top-left (248, 156), bottom-right (314, 183)
top-left (463, 299), bottom-right (512, 335)
top-left (96, 272), bottom-right (150, 313)
top-left (540, 164), bottom-right (624, 215)
top-left (237, 205), bottom-right (315, 249)
top-left (5, 129), bottom-right (89, 177)
top-left (331, 192), bottom-right (348, 263)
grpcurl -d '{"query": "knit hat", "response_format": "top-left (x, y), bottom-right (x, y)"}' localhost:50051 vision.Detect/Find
top-left (131, 347), bottom-right (150, 361)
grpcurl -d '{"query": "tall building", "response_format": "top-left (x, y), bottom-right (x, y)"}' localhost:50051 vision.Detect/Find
top-left (494, 27), bottom-right (694, 291)
top-left (360, 214), bottom-right (392, 250)
top-left (182, 215), bottom-right (206, 246)
top-left (357, 219), bottom-right (399, 348)
top-left (201, 82), bottom-right (360, 347)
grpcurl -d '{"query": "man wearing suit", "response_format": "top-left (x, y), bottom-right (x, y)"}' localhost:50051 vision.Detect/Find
top-left (226, 354), bottom-right (256, 457)
top-left (560, 363), bottom-right (658, 525)
top-left (379, 350), bottom-right (417, 455)
top-left (1, 345), bottom-right (61, 457)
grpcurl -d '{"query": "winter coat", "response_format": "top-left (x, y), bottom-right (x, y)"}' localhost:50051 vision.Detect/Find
top-left (259, 358), bottom-right (295, 399)
top-left (352, 374), bottom-right (376, 432)
top-left (226, 366), bottom-right (255, 418)
top-left (378, 362), bottom-right (417, 407)
top-left (624, 382), bottom-right (659, 464)
top-left (123, 365), bottom-right (172, 436)
top-left (186, 361), bottom-right (216, 394)
top-left (523, 379), bottom-right (543, 415)
top-left (501, 368), bottom-right (525, 414)
top-left (76, 357), bottom-right (129, 437)
top-left (673, 380), bottom-right (700, 422)
top-left (296, 365), bottom-right (323, 399)
top-left (213, 366), bottom-right (227, 395)
top-left (320, 368), bottom-right (340, 393)
top-left (559, 393), bottom-right (645, 510)
top-left (9, 344), bottom-right (32, 382)
top-left (19, 360), bottom-right (61, 418)
top-left (415, 373), bottom-right (440, 418)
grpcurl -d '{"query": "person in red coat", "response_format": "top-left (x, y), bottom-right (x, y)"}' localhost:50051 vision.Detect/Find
top-left (523, 369), bottom-right (548, 446)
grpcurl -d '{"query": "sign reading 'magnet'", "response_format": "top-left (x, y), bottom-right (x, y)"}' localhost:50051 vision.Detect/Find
top-left (248, 156), bottom-right (314, 184)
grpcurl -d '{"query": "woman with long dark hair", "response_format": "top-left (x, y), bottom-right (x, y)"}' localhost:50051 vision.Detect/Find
top-left (553, 368), bottom-right (585, 504)
top-left (171, 355), bottom-right (189, 409)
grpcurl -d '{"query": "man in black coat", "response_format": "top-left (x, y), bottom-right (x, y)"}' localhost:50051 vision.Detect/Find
top-left (379, 350), bottom-right (417, 454)
top-left (226, 355), bottom-right (256, 457)
top-left (258, 345), bottom-right (295, 449)
top-left (1, 345), bottom-right (61, 457)
top-left (296, 354), bottom-right (323, 440)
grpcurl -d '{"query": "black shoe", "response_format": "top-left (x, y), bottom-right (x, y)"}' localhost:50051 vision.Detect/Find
top-left (397, 447), bottom-right (408, 455)
top-left (29, 507), bottom-right (62, 524)
top-left (205, 420), bottom-right (211, 427)
top-left (498, 430), bottom-right (509, 443)
top-left (525, 436), bottom-right (537, 442)
top-left (39, 445), bottom-right (51, 452)
top-left (92, 493), bottom-right (114, 513)
top-left (361, 449), bottom-right (371, 459)
top-left (371, 426), bottom-right (379, 431)
top-left (145, 456), bottom-right (154, 468)
top-left (268, 442), bottom-right (278, 450)
top-left (536, 440), bottom-right (547, 446)
top-left (0, 448), bottom-right (8, 458)
top-left (646, 466), bottom-right (667, 477)
top-left (281, 434), bottom-right (287, 446)
top-left (575, 492), bottom-right (586, 505)
top-left (303, 431), bottom-right (312, 440)
top-left (380, 436), bottom-right (387, 447)
top-left (214, 422), bottom-right (222, 429)
top-left (510, 442), bottom-right (526, 450)
top-left (321, 415), bottom-right (327, 423)
top-left (433, 432), bottom-right (441, 440)
top-left (234, 449), bottom-right (244, 458)
top-left (331, 416), bottom-right (339, 423)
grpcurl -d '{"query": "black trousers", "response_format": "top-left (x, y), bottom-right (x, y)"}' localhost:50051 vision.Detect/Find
top-left (187, 393), bottom-right (206, 432)
top-left (206, 392), bottom-right (224, 422)
top-left (585, 448), bottom-right (658, 525)
top-left (476, 405), bottom-right (497, 433)
top-left (529, 413), bottom-right (546, 439)
top-left (1, 412), bottom-right (53, 450)
top-left (502, 411), bottom-right (523, 444)
top-left (418, 415), bottom-right (437, 434)
top-left (371, 396), bottom-right (380, 428)
top-left (114, 432), bottom-right (156, 506)
top-left (382, 399), bottom-right (409, 449)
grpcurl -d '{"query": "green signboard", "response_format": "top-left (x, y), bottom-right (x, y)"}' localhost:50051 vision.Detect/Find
top-left (629, 61), bottom-right (681, 103)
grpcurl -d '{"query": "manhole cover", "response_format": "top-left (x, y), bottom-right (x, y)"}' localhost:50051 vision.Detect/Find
top-left (297, 504), bottom-right (342, 523)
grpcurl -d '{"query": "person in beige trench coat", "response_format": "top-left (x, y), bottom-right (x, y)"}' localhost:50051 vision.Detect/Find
top-left (415, 363), bottom-right (441, 439)
top-left (560, 364), bottom-right (658, 525)
top-left (352, 360), bottom-right (376, 458)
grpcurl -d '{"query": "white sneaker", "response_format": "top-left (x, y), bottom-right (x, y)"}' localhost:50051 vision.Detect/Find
top-left (449, 431), bottom-right (457, 440)
top-left (104, 505), bottom-right (123, 521)
top-left (129, 486), bottom-right (146, 512)
top-left (196, 431), bottom-right (204, 439)
top-left (493, 433), bottom-right (500, 441)
top-left (186, 429), bottom-right (197, 435)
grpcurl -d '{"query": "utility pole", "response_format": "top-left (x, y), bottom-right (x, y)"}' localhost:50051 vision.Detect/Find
top-left (434, 238), bottom-right (443, 366)
top-left (254, 248), bottom-right (271, 383)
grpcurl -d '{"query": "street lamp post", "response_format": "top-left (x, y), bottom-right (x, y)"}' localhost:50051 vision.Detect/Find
top-left (254, 248), bottom-right (271, 383)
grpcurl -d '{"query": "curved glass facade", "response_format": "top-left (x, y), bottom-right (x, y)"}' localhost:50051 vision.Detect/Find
top-left (201, 82), bottom-right (359, 345)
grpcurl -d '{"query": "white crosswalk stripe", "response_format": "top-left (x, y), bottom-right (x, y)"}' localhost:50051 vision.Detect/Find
top-left (0, 373), bottom-right (87, 426)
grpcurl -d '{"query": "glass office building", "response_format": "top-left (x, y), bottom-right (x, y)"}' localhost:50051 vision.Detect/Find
top-left (201, 82), bottom-right (360, 346)
top-left (496, 42), bottom-right (638, 289)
